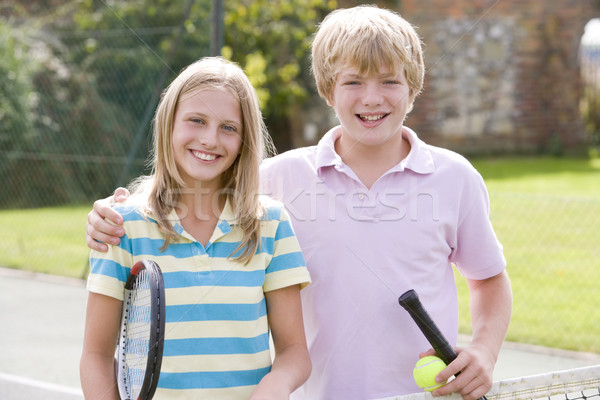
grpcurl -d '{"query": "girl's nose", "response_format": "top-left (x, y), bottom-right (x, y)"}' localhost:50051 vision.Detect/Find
top-left (199, 126), bottom-right (218, 149)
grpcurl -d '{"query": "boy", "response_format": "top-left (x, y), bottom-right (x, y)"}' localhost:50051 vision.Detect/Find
top-left (86, 5), bottom-right (512, 400)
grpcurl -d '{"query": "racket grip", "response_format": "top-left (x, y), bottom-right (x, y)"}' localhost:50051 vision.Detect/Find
top-left (398, 289), bottom-right (457, 365)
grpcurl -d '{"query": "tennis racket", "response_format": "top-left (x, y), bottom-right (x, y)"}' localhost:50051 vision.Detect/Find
top-left (115, 260), bottom-right (166, 400)
top-left (398, 289), bottom-right (488, 400)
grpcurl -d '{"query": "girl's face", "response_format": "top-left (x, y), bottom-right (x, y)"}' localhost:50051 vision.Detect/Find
top-left (171, 88), bottom-right (243, 190)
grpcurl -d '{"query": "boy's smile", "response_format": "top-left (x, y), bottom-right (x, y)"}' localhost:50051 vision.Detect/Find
top-left (328, 64), bottom-right (410, 151)
top-left (360, 114), bottom-right (386, 121)
top-left (357, 112), bottom-right (389, 125)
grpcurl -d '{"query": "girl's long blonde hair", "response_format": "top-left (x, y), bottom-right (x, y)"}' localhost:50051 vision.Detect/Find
top-left (130, 57), bottom-right (275, 263)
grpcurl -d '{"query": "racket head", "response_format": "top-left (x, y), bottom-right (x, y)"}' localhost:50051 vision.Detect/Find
top-left (116, 260), bottom-right (165, 400)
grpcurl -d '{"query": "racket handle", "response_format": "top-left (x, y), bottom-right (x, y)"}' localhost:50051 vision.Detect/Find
top-left (398, 289), bottom-right (457, 364)
top-left (399, 289), bottom-right (488, 400)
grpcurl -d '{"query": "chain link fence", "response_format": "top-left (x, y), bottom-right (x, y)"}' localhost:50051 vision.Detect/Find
top-left (1, 4), bottom-right (600, 356)
top-left (1, 1), bottom-right (212, 208)
top-left (485, 191), bottom-right (600, 353)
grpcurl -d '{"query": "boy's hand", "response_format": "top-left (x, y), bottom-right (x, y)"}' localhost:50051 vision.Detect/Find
top-left (86, 188), bottom-right (130, 252)
top-left (421, 345), bottom-right (494, 400)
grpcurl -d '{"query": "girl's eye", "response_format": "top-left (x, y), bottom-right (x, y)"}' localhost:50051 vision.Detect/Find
top-left (344, 81), bottom-right (360, 86)
top-left (384, 80), bottom-right (400, 85)
top-left (191, 118), bottom-right (204, 124)
top-left (222, 125), bottom-right (238, 133)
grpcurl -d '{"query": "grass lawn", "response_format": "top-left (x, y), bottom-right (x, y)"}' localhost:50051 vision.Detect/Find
top-left (1, 156), bottom-right (599, 353)
top-left (456, 156), bottom-right (600, 353)
top-left (0, 205), bottom-right (91, 279)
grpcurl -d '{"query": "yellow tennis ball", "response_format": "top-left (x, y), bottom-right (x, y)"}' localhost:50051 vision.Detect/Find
top-left (413, 356), bottom-right (447, 391)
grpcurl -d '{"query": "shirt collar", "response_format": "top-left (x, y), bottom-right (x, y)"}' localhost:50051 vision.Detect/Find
top-left (315, 125), bottom-right (435, 175)
top-left (218, 198), bottom-right (236, 226)
top-left (398, 126), bottom-right (435, 174)
top-left (315, 126), bottom-right (344, 170)
top-left (167, 197), bottom-right (236, 242)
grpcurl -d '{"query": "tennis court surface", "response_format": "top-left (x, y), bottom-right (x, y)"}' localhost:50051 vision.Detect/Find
top-left (1, 267), bottom-right (599, 400)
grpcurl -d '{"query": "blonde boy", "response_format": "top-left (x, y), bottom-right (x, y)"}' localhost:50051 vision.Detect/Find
top-left (87, 5), bottom-right (512, 400)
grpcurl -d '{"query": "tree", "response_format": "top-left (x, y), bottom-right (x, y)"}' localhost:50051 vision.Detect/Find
top-left (0, 19), bottom-right (40, 207)
top-left (0, 0), bottom-right (337, 207)
top-left (224, 0), bottom-right (336, 150)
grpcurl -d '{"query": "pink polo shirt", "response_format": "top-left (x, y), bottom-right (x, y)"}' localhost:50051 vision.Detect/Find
top-left (260, 126), bottom-right (506, 400)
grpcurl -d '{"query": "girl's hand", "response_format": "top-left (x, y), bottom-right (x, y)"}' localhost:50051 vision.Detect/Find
top-left (250, 285), bottom-right (311, 399)
top-left (249, 373), bottom-right (293, 399)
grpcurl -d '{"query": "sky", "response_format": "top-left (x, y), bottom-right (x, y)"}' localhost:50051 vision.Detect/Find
top-left (582, 18), bottom-right (600, 46)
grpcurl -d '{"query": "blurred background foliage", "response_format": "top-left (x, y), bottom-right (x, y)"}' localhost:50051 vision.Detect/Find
top-left (1, 0), bottom-right (599, 208)
top-left (0, 0), bottom-right (335, 208)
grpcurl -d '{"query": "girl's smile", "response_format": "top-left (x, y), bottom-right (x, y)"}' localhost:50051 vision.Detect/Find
top-left (191, 150), bottom-right (218, 162)
top-left (172, 88), bottom-right (242, 189)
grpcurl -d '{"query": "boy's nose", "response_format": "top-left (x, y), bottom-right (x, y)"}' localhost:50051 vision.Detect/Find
top-left (362, 84), bottom-right (383, 106)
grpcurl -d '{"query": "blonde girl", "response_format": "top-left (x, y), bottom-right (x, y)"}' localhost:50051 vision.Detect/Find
top-left (80, 57), bottom-right (311, 399)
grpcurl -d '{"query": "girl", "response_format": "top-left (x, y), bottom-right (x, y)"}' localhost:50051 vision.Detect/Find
top-left (80, 57), bottom-right (311, 399)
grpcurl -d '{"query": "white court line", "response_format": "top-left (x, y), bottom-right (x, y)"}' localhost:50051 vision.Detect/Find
top-left (0, 372), bottom-right (83, 396)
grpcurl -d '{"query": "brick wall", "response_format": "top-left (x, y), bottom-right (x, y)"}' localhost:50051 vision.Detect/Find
top-left (326, 0), bottom-right (600, 155)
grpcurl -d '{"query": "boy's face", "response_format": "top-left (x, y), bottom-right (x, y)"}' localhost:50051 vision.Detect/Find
top-left (328, 64), bottom-right (410, 149)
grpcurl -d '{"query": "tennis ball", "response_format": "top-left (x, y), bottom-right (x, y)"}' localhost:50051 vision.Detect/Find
top-left (413, 356), bottom-right (447, 392)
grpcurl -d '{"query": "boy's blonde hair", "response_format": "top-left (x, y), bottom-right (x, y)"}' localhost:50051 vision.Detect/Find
top-left (132, 57), bottom-right (274, 263)
top-left (311, 5), bottom-right (425, 112)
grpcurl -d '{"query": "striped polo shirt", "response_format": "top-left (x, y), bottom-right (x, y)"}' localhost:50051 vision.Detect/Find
top-left (87, 197), bottom-right (310, 399)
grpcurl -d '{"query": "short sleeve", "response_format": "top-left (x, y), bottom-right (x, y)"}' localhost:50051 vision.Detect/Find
top-left (86, 206), bottom-right (138, 300)
top-left (262, 204), bottom-right (311, 292)
top-left (451, 173), bottom-right (506, 280)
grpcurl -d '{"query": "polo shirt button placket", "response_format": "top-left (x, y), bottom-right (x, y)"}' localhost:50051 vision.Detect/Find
top-left (355, 191), bottom-right (369, 220)
top-left (192, 242), bottom-right (206, 267)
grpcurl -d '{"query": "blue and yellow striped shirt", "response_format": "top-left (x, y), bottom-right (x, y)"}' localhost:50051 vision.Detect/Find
top-left (88, 197), bottom-right (310, 399)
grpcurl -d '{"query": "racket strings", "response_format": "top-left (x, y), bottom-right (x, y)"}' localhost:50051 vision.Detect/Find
top-left (120, 270), bottom-right (153, 398)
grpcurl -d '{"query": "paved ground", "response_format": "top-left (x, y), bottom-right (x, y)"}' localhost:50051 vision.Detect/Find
top-left (0, 269), bottom-right (87, 399)
top-left (1, 267), bottom-right (599, 399)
